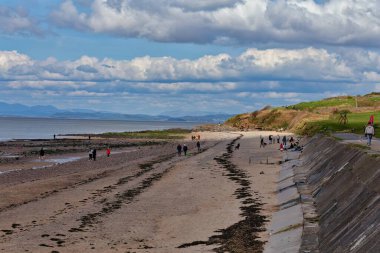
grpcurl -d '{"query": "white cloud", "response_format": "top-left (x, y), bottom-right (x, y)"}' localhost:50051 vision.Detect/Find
top-left (50, 0), bottom-right (380, 47)
top-left (170, 0), bottom-right (243, 11)
top-left (0, 6), bottom-right (44, 36)
top-left (1, 47), bottom-right (379, 87)
top-left (234, 47), bottom-right (353, 80)
top-left (68, 90), bottom-right (109, 96)
top-left (0, 50), bottom-right (32, 72)
top-left (6, 80), bottom-right (95, 89)
top-left (239, 91), bottom-right (300, 99)
top-left (364, 71), bottom-right (380, 82)
top-left (133, 82), bottom-right (236, 92)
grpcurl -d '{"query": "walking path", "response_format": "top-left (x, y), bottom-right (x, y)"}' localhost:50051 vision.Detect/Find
top-left (332, 133), bottom-right (380, 153)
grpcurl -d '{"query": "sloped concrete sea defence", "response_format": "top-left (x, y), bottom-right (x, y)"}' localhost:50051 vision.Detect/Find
top-left (295, 135), bottom-right (380, 253)
top-left (264, 151), bottom-right (303, 253)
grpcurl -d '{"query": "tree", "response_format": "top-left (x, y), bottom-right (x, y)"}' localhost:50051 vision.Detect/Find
top-left (338, 110), bottom-right (351, 125)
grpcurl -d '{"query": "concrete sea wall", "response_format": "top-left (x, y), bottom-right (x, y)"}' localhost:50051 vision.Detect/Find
top-left (296, 136), bottom-right (380, 253)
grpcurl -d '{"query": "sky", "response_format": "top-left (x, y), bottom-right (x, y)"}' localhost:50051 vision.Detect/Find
top-left (0, 0), bottom-right (380, 116)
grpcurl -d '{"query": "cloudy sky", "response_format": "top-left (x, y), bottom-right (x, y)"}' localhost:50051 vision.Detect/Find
top-left (0, 0), bottom-right (380, 115)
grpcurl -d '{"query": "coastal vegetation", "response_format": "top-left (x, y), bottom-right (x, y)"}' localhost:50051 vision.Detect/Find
top-left (225, 92), bottom-right (380, 137)
top-left (100, 128), bottom-right (191, 139)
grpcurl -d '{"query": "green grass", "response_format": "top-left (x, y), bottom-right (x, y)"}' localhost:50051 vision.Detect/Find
top-left (288, 97), bottom-right (356, 111)
top-left (298, 111), bottom-right (379, 137)
top-left (288, 94), bottom-right (380, 111)
top-left (368, 96), bottom-right (380, 102)
top-left (100, 128), bottom-right (191, 139)
top-left (347, 143), bottom-right (371, 150)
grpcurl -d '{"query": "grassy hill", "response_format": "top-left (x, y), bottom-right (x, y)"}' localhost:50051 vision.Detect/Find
top-left (225, 93), bottom-right (380, 137)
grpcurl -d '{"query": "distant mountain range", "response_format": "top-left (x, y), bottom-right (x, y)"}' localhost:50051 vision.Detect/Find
top-left (0, 102), bottom-right (232, 123)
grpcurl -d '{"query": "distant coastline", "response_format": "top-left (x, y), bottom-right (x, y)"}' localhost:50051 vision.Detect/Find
top-left (0, 116), bottom-right (204, 141)
top-left (0, 101), bottom-right (233, 123)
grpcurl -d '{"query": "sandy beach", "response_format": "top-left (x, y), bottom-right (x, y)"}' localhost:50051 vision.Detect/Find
top-left (0, 131), bottom-right (286, 252)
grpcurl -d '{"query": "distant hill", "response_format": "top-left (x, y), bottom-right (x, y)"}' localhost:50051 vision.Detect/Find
top-left (225, 92), bottom-right (380, 137)
top-left (0, 102), bottom-right (63, 117)
top-left (0, 101), bottom-right (233, 123)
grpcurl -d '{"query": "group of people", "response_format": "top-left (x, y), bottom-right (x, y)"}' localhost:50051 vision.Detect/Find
top-left (88, 148), bottom-right (97, 160)
top-left (88, 147), bottom-right (112, 160)
top-left (176, 144), bottom-right (188, 156)
top-left (259, 134), bottom-right (299, 151)
top-left (177, 141), bottom-right (201, 156)
top-left (280, 138), bottom-right (301, 151)
top-left (261, 134), bottom-right (288, 147)
top-left (39, 145), bottom-right (112, 162)
top-left (260, 134), bottom-right (281, 148)
top-left (191, 135), bottom-right (201, 140)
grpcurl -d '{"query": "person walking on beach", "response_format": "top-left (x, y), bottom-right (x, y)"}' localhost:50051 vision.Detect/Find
top-left (92, 149), bottom-right (97, 161)
top-left (177, 144), bottom-right (182, 156)
top-left (106, 147), bottom-right (111, 157)
top-left (196, 141), bottom-right (201, 152)
top-left (260, 136), bottom-right (265, 148)
top-left (277, 134), bottom-right (280, 144)
top-left (282, 135), bottom-right (287, 146)
top-left (89, 149), bottom-right (93, 160)
top-left (183, 144), bottom-right (188, 156)
top-left (365, 122), bottom-right (375, 146)
top-left (39, 148), bottom-right (45, 159)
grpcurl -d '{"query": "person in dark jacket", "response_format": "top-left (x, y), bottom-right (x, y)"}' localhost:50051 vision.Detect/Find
top-left (177, 144), bottom-right (182, 156)
top-left (282, 135), bottom-right (287, 146)
top-left (260, 136), bottom-right (266, 148)
top-left (39, 148), bottom-right (45, 159)
top-left (92, 149), bottom-right (97, 161)
top-left (183, 144), bottom-right (188, 155)
top-left (196, 141), bottom-right (201, 152)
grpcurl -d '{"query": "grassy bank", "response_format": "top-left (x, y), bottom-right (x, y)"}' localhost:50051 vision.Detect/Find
top-left (224, 93), bottom-right (380, 137)
top-left (288, 96), bottom-right (356, 110)
top-left (297, 111), bottom-right (379, 137)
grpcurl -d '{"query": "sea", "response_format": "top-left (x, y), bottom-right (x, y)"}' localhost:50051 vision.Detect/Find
top-left (0, 117), bottom-right (204, 141)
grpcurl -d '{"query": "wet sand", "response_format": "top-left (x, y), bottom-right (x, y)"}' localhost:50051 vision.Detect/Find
top-left (0, 131), bottom-right (285, 252)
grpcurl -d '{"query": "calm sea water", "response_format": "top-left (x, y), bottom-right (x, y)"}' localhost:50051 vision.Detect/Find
top-left (0, 117), bottom-right (203, 140)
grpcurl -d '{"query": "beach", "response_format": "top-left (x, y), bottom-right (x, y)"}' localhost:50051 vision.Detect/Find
top-left (0, 131), bottom-right (286, 252)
